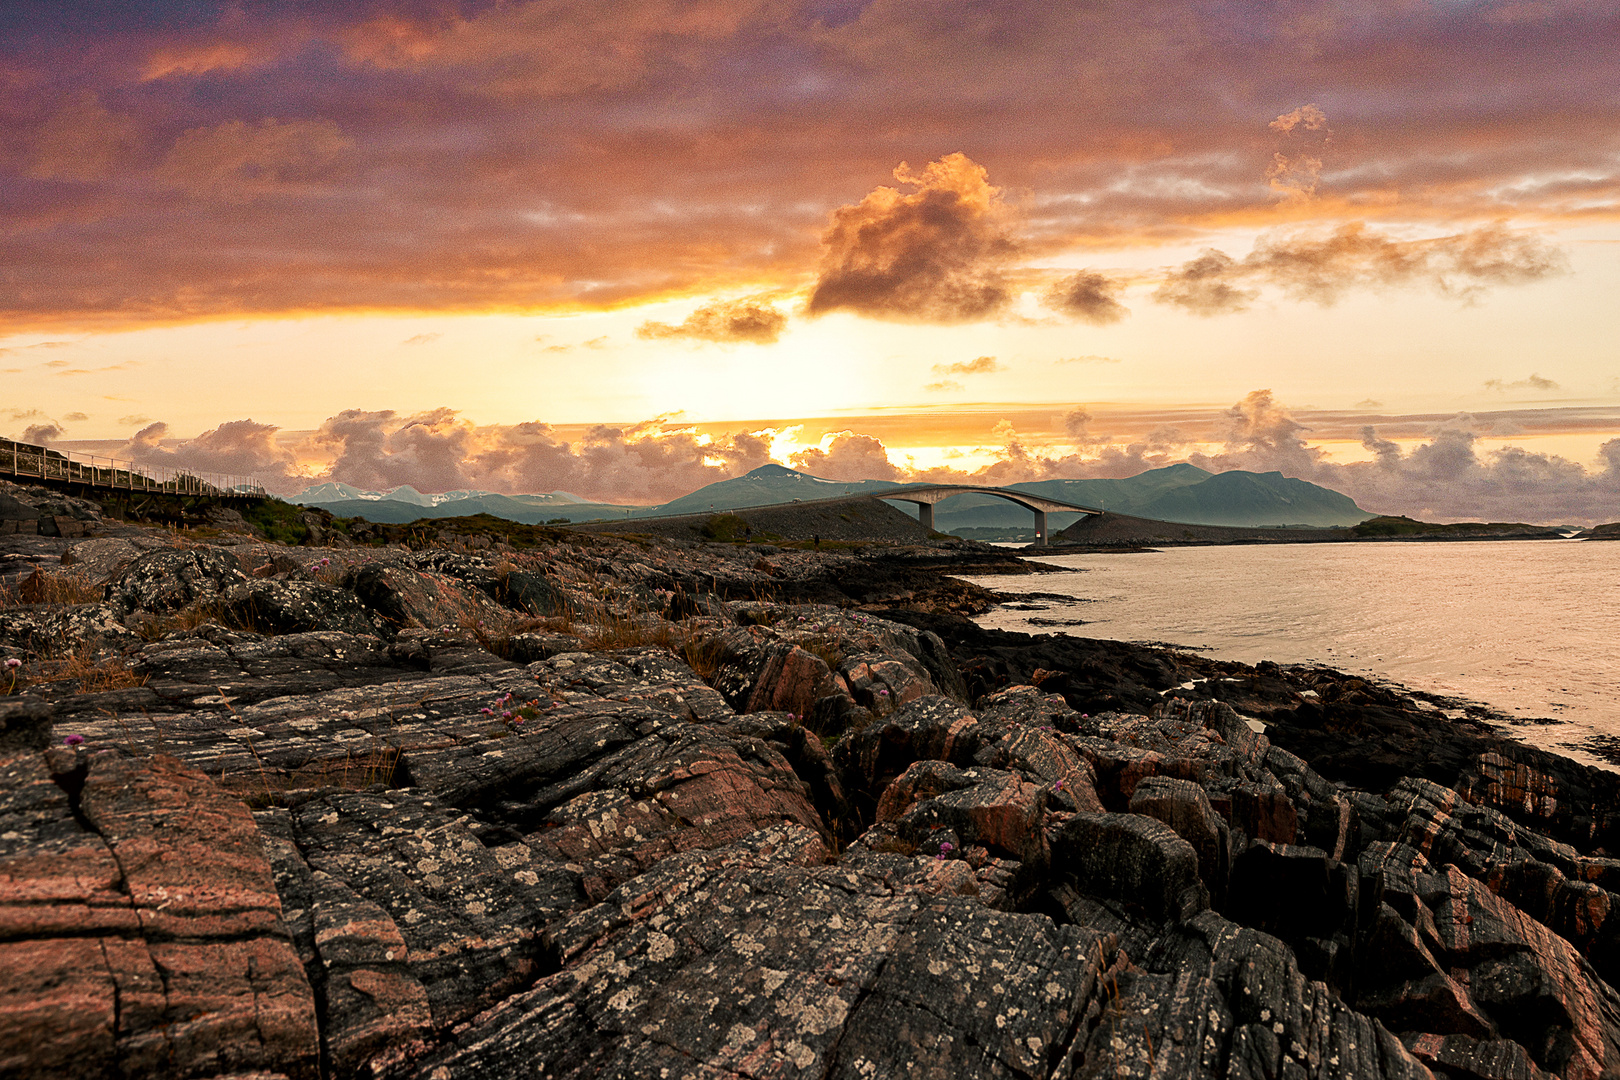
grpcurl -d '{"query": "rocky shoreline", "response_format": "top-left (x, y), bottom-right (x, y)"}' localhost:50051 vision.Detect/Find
top-left (5, 477), bottom-right (1620, 1080)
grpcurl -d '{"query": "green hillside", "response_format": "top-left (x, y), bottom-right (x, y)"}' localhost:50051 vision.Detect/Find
top-left (645, 464), bottom-right (904, 516)
top-left (1134, 470), bottom-right (1372, 527)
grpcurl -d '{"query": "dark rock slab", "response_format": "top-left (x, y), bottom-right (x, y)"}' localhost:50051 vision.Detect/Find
top-left (406, 824), bottom-right (1111, 1079)
top-left (1129, 775), bottom-right (1230, 905)
top-left (344, 561), bottom-right (509, 632)
top-left (1355, 839), bottom-right (1620, 1079)
top-left (521, 709), bottom-right (832, 900)
top-left (876, 759), bottom-right (1049, 865)
top-left (837, 692), bottom-right (1107, 822)
top-left (1126, 910), bottom-right (1435, 1080)
top-left (256, 787), bottom-right (583, 1064)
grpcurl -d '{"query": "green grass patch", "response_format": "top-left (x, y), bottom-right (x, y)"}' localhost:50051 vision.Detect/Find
top-left (242, 499), bottom-right (311, 544)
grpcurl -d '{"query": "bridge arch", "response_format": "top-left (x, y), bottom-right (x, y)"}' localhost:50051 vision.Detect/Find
top-left (874, 485), bottom-right (1102, 546)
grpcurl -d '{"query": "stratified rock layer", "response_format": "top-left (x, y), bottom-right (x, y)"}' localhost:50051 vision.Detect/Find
top-left (5, 522), bottom-right (1620, 1079)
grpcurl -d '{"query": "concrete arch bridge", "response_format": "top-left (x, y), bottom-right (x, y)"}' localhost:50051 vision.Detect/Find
top-left (874, 485), bottom-right (1101, 546)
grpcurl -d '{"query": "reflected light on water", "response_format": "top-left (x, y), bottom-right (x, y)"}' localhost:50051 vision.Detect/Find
top-left (962, 539), bottom-right (1620, 768)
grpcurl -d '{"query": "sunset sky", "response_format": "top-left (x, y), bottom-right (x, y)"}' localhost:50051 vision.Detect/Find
top-left (3, 0), bottom-right (1618, 521)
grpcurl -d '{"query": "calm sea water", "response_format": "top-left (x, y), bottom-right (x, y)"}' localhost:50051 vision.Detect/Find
top-left (961, 540), bottom-right (1620, 769)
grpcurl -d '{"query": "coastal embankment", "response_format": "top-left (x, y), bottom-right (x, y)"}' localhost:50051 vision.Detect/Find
top-left (572, 491), bottom-right (934, 543)
top-left (5, 474), bottom-right (1620, 1079)
top-left (1052, 509), bottom-right (1568, 550)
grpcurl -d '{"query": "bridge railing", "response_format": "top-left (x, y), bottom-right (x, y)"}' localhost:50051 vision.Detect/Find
top-left (0, 438), bottom-right (267, 499)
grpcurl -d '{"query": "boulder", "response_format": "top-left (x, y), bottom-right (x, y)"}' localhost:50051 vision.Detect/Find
top-left (1129, 775), bottom-right (1230, 904)
top-left (59, 537), bottom-right (144, 584)
top-left (744, 642), bottom-right (843, 717)
top-left (877, 759), bottom-right (1049, 865)
top-left (104, 547), bottom-right (251, 617)
top-left (1051, 812), bottom-right (1210, 926)
top-left (495, 569), bottom-right (565, 615)
top-left (1403, 1033), bottom-right (1552, 1080)
top-left (525, 716), bottom-right (832, 901)
top-left (0, 695), bottom-right (53, 752)
top-left (0, 602), bottom-right (143, 657)
top-left (840, 652), bottom-right (934, 716)
top-left (222, 578), bottom-right (382, 637)
top-left (834, 694), bottom-right (978, 804)
top-left (202, 505), bottom-right (252, 533)
top-left (1125, 909), bottom-right (1436, 1080)
top-left (1225, 839), bottom-right (1356, 984)
top-left (344, 562), bottom-right (509, 631)
top-left (0, 493), bottom-right (42, 522)
top-left (1355, 842), bottom-right (1620, 1080)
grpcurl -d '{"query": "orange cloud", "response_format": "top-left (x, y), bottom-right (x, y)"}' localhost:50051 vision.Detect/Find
top-left (89, 396), bottom-right (1620, 522)
top-left (789, 432), bottom-right (902, 480)
top-left (141, 41), bottom-right (258, 81)
top-left (636, 297), bottom-right (788, 344)
top-left (156, 118), bottom-right (353, 193)
top-left (1266, 103), bottom-right (1331, 202)
top-left (807, 154), bottom-right (1022, 323)
top-left (1155, 223), bottom-right (1567, 314)
top-left (0, 1), bottom-right (1616, 333)
top-left (1041, 271), bottom-right (1130, 324)
top-left (932, 356), bottom-right (1003, 376)
top-left (26, 92), bottom-right (136, 181)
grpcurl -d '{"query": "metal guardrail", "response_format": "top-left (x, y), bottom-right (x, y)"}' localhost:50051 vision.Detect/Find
top-left (0, 438), bottom-right (267, 499)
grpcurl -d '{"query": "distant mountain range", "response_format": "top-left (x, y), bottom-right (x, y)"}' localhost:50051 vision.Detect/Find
top-left (291, 484), bottom-right (638, 525)
top-left (290, 461), bottom-right (1373, 529)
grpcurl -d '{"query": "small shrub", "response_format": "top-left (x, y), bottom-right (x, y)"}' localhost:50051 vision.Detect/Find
top-left (458, 608), bottom-right (547, 658)
top-left (480, 690), bottom-right (550, 732)
top-left (700, 514), bottom-right (748, 541)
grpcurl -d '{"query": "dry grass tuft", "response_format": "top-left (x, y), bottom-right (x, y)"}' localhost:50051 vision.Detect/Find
top-left (798, 636), bottom-right (846, 671)
top-left (457, 607), bottom-right (548, 658)
top-left (160, 526), bottom-right (204, 549)
top-left (128, 600), bottom-right (238, 641)
top-left (678, 634), bottom-right (728, 681)
top-left (26, 644), bottom-right (148, 694)
top-left (578, 611), bottom-right (678, 651)
top-left (1, 569), bottom-right (102, 607)
top-left (235, 744), bottom-right (403, 806)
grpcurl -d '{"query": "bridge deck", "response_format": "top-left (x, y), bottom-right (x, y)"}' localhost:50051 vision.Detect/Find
top-left (873, 484), bottom-right (1102, 547)
top-left (878, 484), bottom-right (1102, 514)
top-left (1, 438), bottom-right (267, 500)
